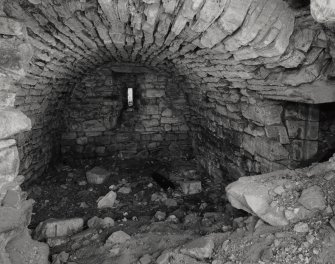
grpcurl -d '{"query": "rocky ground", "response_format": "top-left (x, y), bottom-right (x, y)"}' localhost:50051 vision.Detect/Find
top-left (26, 157), bottom-right (234, 229)
top-left (24, 156), bottom-right (335, 264)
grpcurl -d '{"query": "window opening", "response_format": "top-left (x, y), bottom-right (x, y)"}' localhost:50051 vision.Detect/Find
top-left (127, 87), bottom-right (134, 108)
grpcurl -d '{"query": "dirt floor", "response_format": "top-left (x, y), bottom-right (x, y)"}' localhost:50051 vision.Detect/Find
top-left (23, 157), bottom-right (335, 264)
top-left (25, 156), bottom-right (239, 230)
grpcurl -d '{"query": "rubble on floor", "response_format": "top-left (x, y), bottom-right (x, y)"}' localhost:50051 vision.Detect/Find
top-left (24, 155), bottom-right (335, 263)
top-left (225, 156), bottom-right (335, 227)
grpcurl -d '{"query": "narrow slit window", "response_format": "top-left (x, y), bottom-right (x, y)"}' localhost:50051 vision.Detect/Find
top-left (127, 87), bottom-right (134, 107)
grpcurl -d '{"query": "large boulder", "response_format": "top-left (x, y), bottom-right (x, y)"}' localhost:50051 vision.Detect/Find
top-left (226, 170), bottom-right (291, 226)
top-left (226, 157), bottom-right (335, 226)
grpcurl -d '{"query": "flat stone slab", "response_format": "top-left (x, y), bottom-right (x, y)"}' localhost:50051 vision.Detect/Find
top-left (86, 166), bottom-right (111, 184)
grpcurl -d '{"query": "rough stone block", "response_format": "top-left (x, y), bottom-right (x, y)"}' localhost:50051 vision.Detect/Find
top-left (142, 119), bottom-right (159, 127)
top-left (85, 131), bottom-right (102, 137)
top-left (97, 190), bottom-right (117, 209)
top-left (161, 108), bottom-right (173, 117)
top-left (6, 228), bottom-right (49, 264)
top-left (241, 103), bottom-right (283, 126)
top-left (180, 236), bottom-right (215, 260)
top-left (28, 0), bottom-right (42, 4)
top-left (285, 120), bottom-right (319, 140)
top-left (162, 0), bottom-right (178, 14)
top-left (180, 181), bottom-right (202, 195)
top-left (0, 200), bottom-right (33, 233)
top-left (97, 0), bottom-right (119, 22)
top-left (0, 38), bottom-right (33, 77)
top-left (83, 120), bottom-right (106, 132)
top-left (86, 166), bottom-right (111, 184)
top-left (76, 137), bottom-right (88, 145)
top-left (242, 134), bottom-right (289, 161)
top-left (0, 144), bottom-right (19, 179)
top-left (62, 132), bottom-right (77, 140)
top-left (2, 189), bottom-right (21, 208)
top-left (35, 218), bottom-right (84, 240)
top-left (285, 104), bottom-right (319, 121)
top-left (87, 216), bottom-right (115, 229)
top-left (161, 117), bottom-right (179, 124)
top-left (191, 0), bottom-right (227, 33)
top-left (0, 109), bottom-right (31, 139)
top-left (105, 230), bottom-right (130, 245)
top-left (265, 126), bottom-right (290, 144)
top-left (291, 140), bottom-right (318, 161)
top-left (0, 17), bottom-right (25, 36)
top-left (298, 185), bottom-right (326, 211)
top-left (143, 105), bottom-right (159, 115)
top-left (144, 89), bottom-right (165, 98)
top-left (244, 124), bottom-right (265, 137)
top-left (0, 91), bottom-right (16, 108)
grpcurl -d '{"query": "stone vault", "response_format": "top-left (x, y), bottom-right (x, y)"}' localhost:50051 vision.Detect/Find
top-left (1, 0), bottom-right (335, 263)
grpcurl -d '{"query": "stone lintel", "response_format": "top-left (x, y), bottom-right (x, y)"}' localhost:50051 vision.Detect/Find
top-left (260, 80), bottom-right (335, 104)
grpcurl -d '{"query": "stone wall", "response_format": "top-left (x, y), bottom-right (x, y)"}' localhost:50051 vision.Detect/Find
top-left (1, 0), bottom-right (334, 183)
top-left (15, 80), bottom-right (65, 182)
top-left (0, 8), bottom-right (49, 264)
top-left (183, 76), bottom-right (323, 182)
top-left (61, 64), bottom-right (191, 160)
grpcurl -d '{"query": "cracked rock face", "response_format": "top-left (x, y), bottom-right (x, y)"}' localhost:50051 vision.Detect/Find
top-left (226, 156), bottom-right (335, 227)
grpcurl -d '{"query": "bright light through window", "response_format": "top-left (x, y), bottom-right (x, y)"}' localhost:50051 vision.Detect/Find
top-left (127, 88), bottom-right (133, 107)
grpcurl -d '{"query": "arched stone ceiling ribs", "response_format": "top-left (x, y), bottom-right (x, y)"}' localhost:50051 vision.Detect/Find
top-left (3, 0), bottom-right (334, 103)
